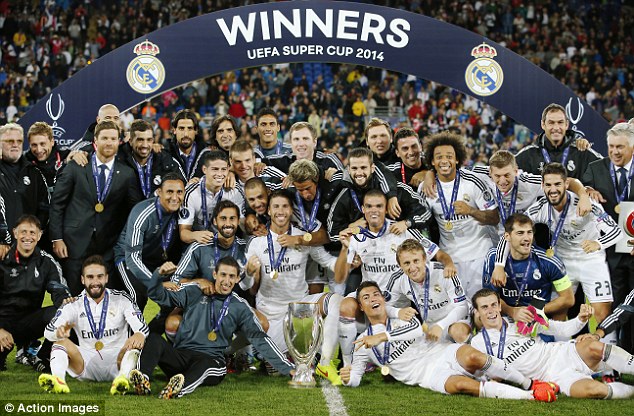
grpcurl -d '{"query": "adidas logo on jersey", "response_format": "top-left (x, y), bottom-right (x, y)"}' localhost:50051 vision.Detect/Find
top-left (79, 312), bottom-right (86, 318)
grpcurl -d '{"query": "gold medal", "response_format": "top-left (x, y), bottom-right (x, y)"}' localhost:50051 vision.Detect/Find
top-left (95, 203), bottom-right (104, 213)
top-left (270, 270), bottom-right (278, 280)
top-left (444, 221), bottom-right (453, 231)
top-left (352, 227), bottom-right (361, 234)
top-left (546, 248), bottom-right (555, 258)
top-left (95, 341), bottom-right (104, 351)
top-left (380, 365), bottom-right (390, 376)
top-left (614, 204), bottom-right (621, 214)
top-left (303, 232), bottom-right (312, 242)
top-left (208, 331), bottom-right (217, 342)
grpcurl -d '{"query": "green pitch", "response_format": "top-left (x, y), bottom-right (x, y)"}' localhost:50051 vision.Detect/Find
top-left (2, 300), bottom-right (632, 415)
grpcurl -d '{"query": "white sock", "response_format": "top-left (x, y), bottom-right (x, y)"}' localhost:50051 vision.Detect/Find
top-left (339, 316), bottom-right (357, 367)
top-left (605, 382), bottom-right (634, 399)
top-left (481, 355), bottom-right (531, 390)
top-left (603, 344), bottom-right (634, 374)
top-left (601, 331), bottom-right (617, 346)
top-left (50, 344), bottom-right (69, 381)
top-left (118, 349), bottom-right (140, 378)
top-left (320, 294), bottom-right (342, 365)
top-left (479, 381), bottom-right (533, 399)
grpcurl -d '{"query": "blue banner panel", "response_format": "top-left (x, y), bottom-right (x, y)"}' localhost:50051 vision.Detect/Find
top-left (18, 1), bottom-right (609, 154)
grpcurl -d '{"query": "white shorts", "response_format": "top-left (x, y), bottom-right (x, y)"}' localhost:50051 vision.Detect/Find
top-left (68, 347), bottom-right (120, 382)
top-left (264, 293), bottom-right (325, 353)
top-left (537, 342), bottom-right (600, 397)
top-left (305, 258), bottom-right (345, 295)
top-left (455, 258), bottom-right (486, 300)
top-left (560, 256), bottom-right (613, 303)
top-left (421, 343), bottom-right (472, 394)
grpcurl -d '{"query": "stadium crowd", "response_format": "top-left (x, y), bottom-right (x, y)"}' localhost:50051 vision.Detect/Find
top-left (0, 0), bottom-right (633, 403)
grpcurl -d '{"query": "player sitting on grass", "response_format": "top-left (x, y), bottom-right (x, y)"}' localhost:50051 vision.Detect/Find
top-left (471, 288), bottom-right (634, 399)
top-left (340, 281), bottom-right (558, 401)
top-left (38, 255), bottom-right (148, 395)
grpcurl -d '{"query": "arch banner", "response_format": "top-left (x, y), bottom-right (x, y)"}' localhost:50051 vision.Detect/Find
top-left (18, 1), bottom-right (609, 154)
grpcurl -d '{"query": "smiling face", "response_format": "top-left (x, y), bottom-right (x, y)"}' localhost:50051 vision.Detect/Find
top-left (81, 264), bottom-right (109, 300)
top-left (216, 120), bottom-right (237, 151)
top-left (94, 128), bottom-right (120, 161)
top-left (366, 125), bottom-right (391, 157)
top-left (542, 173), bottom-right (567, 207)
top-left (268, 195), bottom-right (292, 229)
top-left (474, 293), bottom-right (503, 330)
top-left (14, 221), bottom-right (41, 256)
top-left (490, 164), bottom-right (518, 194)
top-left (397, 249), bottom-right (427, 283)
top-left (357, 285), bottom-right (387, 321)
top-left (608, 134), bottom-right (634, 168)
top-left (362, 194), bottom-right (386, 230)
top-left (431, 145), bottom-right (457, 181)
top-left (157, 179), bottom-right (185, 213)
top-left (257, 114), bottom-right (280, 147)
top-left (213, 206), bottom-right (239, 239)
top-left (290, 127), bottom-right (317, 160)
top-left (230, 150), bottom-right (255, 182)
top-left (203, 159), bottom-right (230, 189)
top-left (245, 184), bottom-right (268, 215)
top-left (541, 109), bottom-right (569, 147)
top-left (395, 136), bottom-right (422, 169)
top-left (29, 133), bottom-right (54, 162)
top-left (130, 129), bottom-right (154, 161)
top-left (213, 263), bottom-right (239, 295)
top-left (348, 156), bottom-right (375, 188)
top-left (505, 222), bottom-right (534, 260)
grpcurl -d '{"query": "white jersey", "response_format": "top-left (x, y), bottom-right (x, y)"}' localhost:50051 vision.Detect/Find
top-left (179, 178), bottom-right (245, 230)
top-left (345, 318), bottom-right (469, 392)
top-left (346, 220), bottom-right (439, 290)
top-left (44, 289), bottom-right (149, 351)
top-left (421, 169), bottom-right (497, 261)
top-left (526, 192), bottom-right (623, 260)
top-left (385, 262), bottom-right (469, 331)
top-left (245, 225), bottom-right (337, 319)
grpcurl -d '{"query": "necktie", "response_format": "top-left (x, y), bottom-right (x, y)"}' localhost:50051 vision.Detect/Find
top-left (617, 167), bottom-right (628, 196)
top-left (99, 165), bottom-right (107, 193)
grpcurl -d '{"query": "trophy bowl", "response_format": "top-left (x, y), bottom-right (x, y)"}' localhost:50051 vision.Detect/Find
top-left (283, 302), bottom-right (324, 388)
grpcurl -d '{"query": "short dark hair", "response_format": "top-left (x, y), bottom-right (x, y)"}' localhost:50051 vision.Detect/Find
top-left (244, 177), bottom-right (268, 193)
top-left (362, 188), bottom-right (387, 205)
top-left (129, 119), bottom-right (153, 141)
top-left (159, 172), bottom-right (186, 188)
top-left (541, 103), bottom-right (567, 123)
top-left (268, 189), bottom-right (293, 206)
top-left (471, 288), bottom-right (500, 309)
top-left (541, 162), bottom-right (567, 181)
top-left (94, 120), bottom-right (120, 139)
top-left (215, 256), bottom-right (241, 274)
top-left (202, 150), bottom-right (230, 166)
top-left (424, 131), bottom-right (467, 169)
top-left (213, 200), bottom-right (240, 219)
top-left (393, 127), bottom-right (419, 148)
top-left (256, 107), bottom-right (278, 124)
top-left (82, 255), bottom-right (107, 274)
top-left (504, 213), bottom-right (534, 234)
top-left (172, 109), bottom-right (199, 130)
top-left (14, 214), bottom-right (41, 230)
top-left (348, 147), bottom-right (374, 163)
top-left (356, 281), bottom-right (382, 303)
top-left (229, 139), bottom-right (255, 159)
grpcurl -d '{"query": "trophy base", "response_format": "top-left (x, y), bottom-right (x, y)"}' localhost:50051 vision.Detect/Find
top-left (288, 379), bottom-right (317, 388)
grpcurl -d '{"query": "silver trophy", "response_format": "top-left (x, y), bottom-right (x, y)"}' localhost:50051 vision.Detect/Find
top-left (283, 302), bottom-right (323, 388)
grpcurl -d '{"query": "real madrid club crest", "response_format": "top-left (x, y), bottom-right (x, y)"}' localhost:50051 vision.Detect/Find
top-left (465, 42), bottom-right (504, 97)
top-left (127, 40), bottom-right (165, 94)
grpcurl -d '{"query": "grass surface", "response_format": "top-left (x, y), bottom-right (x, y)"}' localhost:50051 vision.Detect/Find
top-left (1, 299), bottom-right (632, 415)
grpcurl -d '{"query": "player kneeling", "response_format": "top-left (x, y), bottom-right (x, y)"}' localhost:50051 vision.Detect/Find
top-left (38, 255), bottom-right (148, 394)
top-left (340, 282), bottom-right (557, 401)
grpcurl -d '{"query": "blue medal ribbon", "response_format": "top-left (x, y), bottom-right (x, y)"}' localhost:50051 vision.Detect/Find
top-left (436, 170), bottom-right (461, 222)
top-left (367, 319), bottom-right (391, 366)
top-left (155, 198), bottom-right (176, 257)
top-left (210, 295), bottom-right (232, 336)
top-left (295, 188), bottom-right (321, 233)
top-left (481, 320), bottom-right (507, 359)
top-left (91, 153), bottom-right (114, 203)
top-left (213, 233), bottom-right (238, 264)
top-left (200, 176), bottom-right (224, 230)
top-left (408, 268), bottom-right (430, 322)
top-left (547, 193), bottom-right (571, 254)
top-left (267, 227), bottom-right (290, 274)
top-left (541, 147), bottom-right (569, 167)
top-left (134, 153), bottom-right (154, 198)
top-left (353, 220), bottom-right (388, 243)
top-left (183, 143), bottom-right (197, 177)
top-left (350, 189), bottom-right (362, 212)
top-left (610, 163), bottom-right (634, 203)
top-left (495, 177), bottom-right (518, 224)
top-left (84, 290), bottom-right (109, 343)
top-left (506, 254), bottom-right (534, 306)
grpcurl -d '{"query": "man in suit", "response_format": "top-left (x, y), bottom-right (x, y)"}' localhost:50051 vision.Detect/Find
top-left (50, 121), bottom-right (141, 295)
top-left (582, 122), bottom-right (634, 354)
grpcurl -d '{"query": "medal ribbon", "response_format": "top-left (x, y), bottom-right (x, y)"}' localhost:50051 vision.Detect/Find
top-left (367, 319), bottom-right (391, 366)
top-left (134, 153), bottom-right (154, 198)
top-left (183, 143), bottom-right (197, 177)
top-left (213, 233), bottom-right (238, 264)
top-left (547, 194), bottom-right (571, 253)
top-left (481, 320), bottom-right (507, 359)
top-left (155, 198), bottom-right (176, 255)
top-left (495, 177), bottom-right (518, 224)
top-left (506, 254), bottom-right (533, 306)
top-left (541, 147), bottom-right (569, 167)
top-left (295, 189), bottom-right (321, 233)
top-left (91, 153), bottom-right (114, 203)
top-left (267, 227), bottom-right (290, 274)
top-left (436, 170), bottom-right (461, 221)
top-left (350, 189), bottom-right (362, 212)
top-left (200, 176), bottom-right (224, 230)
top-left (210, 295), bottom-right (232, 335)
top-left (354, 220), bottom-right (388, 243)
top-left (84, 290), bottom-right (109, 342)
top-left (408, 268), bottom-right (430, 322)
top-left (610, 162), bottom-right (634, 204)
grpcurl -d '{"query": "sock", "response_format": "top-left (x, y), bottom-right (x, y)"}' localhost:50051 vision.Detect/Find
top-left (479, 381), bottom-right (533, 400)
top-left (320, 293), bottom-right (342, 365)
top-left (165, 330), bottom-right (176, 343)
top-left (118, 349), bottom-right (140, 378)
top-left (604, 382), bottom-right (634, 399)
top-left (339, 316), bottom-right (357, 367)
top-left (602, 344), bottom-right (634, 374)
top-left (50, 344), bottom-right (69, 381)
top-left (481, 355), bottom-right (532, 390)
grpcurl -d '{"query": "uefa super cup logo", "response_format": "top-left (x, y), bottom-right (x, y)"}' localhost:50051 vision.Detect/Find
top-left (283, 302), bottom-right (323, 388)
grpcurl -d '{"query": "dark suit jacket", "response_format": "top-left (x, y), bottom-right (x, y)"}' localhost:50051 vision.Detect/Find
top-left (582, 157), bottom-right (633, 269)
top-left (49, 159), bottom-right (141, 258)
